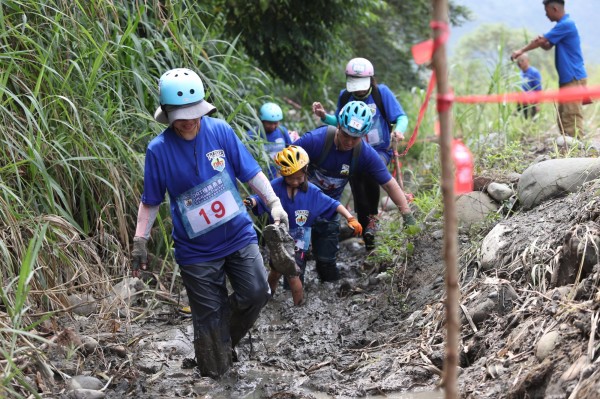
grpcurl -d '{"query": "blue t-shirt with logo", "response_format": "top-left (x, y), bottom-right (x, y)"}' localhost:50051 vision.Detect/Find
top-left (544, 14), bottom-right (587, 85)
top-left (521, 66), bottom-right (542, 92)
top-left (335, 84), bottom-right (405, 163)
top-left (253, 177), bottom-right (340, 251)
top-left (247, 126), bottom-right (293, 179)
top-left (142, 116), bottom-right (261, 264)
top-left (294, 126), bottom-right (393, 201)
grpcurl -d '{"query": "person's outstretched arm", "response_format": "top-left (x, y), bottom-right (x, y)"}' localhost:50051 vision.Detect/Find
top-left (312, 102), bottom-right (337, 126)
top-left (511, 36), bottom-right (550, 60)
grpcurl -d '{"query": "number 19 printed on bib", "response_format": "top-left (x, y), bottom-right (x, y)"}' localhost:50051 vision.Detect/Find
top-left (176, 173), bottom-right (244, 239)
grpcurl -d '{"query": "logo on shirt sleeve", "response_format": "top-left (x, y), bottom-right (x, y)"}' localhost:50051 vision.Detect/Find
top-left (295, 210), bottom-right (309, 226)
top-left (206, 149), bottom-right (226, 172)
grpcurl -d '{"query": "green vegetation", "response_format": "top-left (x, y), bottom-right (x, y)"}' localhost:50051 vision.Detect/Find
top-left (0, 0), bottom-right (598, 396)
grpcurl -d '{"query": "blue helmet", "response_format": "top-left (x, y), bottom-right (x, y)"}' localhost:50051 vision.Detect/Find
top-left (259, 102), bottom-right (283, 122)
top-left (338, 101), bottom-right (373, 137)
top-left (158, 68), bottom-right (205, 106)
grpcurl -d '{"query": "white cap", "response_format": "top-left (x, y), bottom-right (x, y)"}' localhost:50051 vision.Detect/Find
top-left (346, 76), bottom-right (371, 92)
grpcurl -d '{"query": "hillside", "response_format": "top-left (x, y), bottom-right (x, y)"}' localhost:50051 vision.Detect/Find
top-left (450, 0), bottom-right (600, 65)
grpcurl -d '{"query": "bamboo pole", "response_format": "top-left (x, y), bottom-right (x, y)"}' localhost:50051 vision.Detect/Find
top-left (431, 1), bottom-right (459, 398)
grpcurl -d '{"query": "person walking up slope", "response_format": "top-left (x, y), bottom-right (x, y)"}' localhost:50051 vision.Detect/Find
top-left (247, 102), bottom-right (298, 179)
top-left (312, 58), bottom-right (409, 250)
top-left (245, 145), bottom-right (363, 305)
top-left (130, 68), bottom-right (288, 379)
top-left (296, 101), bottom-right (415, 282)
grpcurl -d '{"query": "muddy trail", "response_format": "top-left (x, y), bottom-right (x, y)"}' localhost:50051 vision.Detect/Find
top-left (43, 167), bottom-right (600, 398)
top-left (45, 216), bottom-right (447, 399)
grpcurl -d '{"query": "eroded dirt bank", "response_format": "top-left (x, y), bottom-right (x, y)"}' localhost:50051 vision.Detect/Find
top-left (44, 180), bottom-right (600, 398)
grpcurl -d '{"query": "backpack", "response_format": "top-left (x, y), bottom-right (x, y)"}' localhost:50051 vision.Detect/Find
top-left (339, 84), bottom-right (392, 132)
top-left (312, 126), bottom-right (362, 177)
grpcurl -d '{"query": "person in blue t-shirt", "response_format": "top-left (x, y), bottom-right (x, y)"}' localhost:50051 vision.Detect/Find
top-left (130, 68), bottom-right (289, 379)
top-left (246, 145), bottom-right (362, 305)
top-left (511, 0), bottom-right (587, 136)
top-left (296, 101), bottom-right (416, 282)
top-left (312, 58), bottom-right (409, 250)
top-left (516, 54), bottom-right (542, 119)
top-left (246, 102), bottom-right (299, 179)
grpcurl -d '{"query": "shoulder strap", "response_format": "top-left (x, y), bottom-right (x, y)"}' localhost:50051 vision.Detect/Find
top-left (314, 126), bottom-right (337, 168)
top-left (371, 85), bottom-right (392, 132)
top-left (340, 90), bottom-right (352, 109)
top-left (350, 140), bottom-right (363, 176)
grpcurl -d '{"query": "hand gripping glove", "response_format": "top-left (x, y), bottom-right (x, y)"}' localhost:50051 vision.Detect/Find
top-left (402, 212), bottom-right (417, 227)
top-left (347, 217), bottom-right (363, 236)
top-left (268, 198), bottom-right (289, 230)
top-left (131, 236), bottom-right (148, 277)
top-left (243, 197), bottom-right (255, 211)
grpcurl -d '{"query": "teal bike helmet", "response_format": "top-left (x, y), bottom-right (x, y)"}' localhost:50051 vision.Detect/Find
top-left (154, 68), bottom-right (216, 124)
top-left (259, 102), bottom-right (283, 122)
top-left (338, 101), bottom-right (373, 137)
top-left (158, 68), bottom-right (205, 106)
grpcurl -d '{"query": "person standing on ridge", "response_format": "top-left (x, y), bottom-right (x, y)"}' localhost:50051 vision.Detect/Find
top-left (296, 101), bottom-right (415, 282)
top-left (130, 68), bottom-right (288, 379)
top-left (247, 102), bottom-right (298, 179)
top-left (312, 57), bottom-right (409, 251)
top-left (511, 0), bottom-right (587, 136)
top-left (516, 54), bottom-right (543, 119)
top-left (245, 145), bottom-right (363, 305)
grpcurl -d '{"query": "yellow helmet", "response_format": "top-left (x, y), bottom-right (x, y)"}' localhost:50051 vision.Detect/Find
top-left (274, 145), bottom-right (309, 176)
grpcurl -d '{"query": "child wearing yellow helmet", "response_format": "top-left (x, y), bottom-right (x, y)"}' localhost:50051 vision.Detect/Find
top-left (245, 145), bottom-right (362, 305)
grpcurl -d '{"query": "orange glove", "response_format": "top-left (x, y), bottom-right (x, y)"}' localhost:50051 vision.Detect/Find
top-left (347, 217), bottom-right (363, 236)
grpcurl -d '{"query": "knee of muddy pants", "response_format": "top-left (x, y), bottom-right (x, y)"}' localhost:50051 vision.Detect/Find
top-left (315, 261), bottom-right (340, 282)
top-left (311, 217), bottom-right (340, 263)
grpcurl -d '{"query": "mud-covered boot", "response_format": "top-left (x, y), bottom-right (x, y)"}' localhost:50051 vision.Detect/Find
top-left (193, 331), bottom-right (232, 379)
top-left (263, 224), bottom-right (297, 275)
top-left (315, 261), bottom-right (340, 282)
top-left (363, 215), bottom-right (379, 251)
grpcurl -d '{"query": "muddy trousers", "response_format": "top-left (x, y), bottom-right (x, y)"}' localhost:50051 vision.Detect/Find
top-left (350, 173), bottom-right (381, 233)
top-left (558, 78), bottom-right (587, 137)
top-left (311, 216), bottom-right (340, 282)
top-left (179, 244), bottom-right (270, 379)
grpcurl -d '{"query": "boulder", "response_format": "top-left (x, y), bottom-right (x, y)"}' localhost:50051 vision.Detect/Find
top-left (518, 158), bottom-right (600, 210)
top-left (456, 191), bottom-right (499, 228)
top-left (486, 182), bottom-right (513, 202)
top-left (67, 294), bottom-right (97, 317)
top-left (480, 224), bottom-right (514, 271)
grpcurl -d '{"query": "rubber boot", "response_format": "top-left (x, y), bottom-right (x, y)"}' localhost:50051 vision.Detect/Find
top-left (287, 276), bottom-right (305, 306)
top-left (267, 270), bottom-right (281, 298)
top-left (363, 215), bottom-right (379, 251)
top-left (315, 261), bottom-right (340, 282)
top-left (193, 330), bottom-right (232, 379)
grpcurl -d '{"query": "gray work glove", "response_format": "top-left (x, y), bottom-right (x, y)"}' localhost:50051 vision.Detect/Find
top-left (131, 236), bottom-right (148, 277)
top-left (268, 198), bottom-right (289, 231)
top-left (402, 212), bottom-right (417, 227)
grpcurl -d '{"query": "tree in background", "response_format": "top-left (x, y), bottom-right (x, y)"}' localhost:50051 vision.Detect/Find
top-left (214, 0), bottom-right (468, 91)
top-left (345, 0), bottom-right (470, 91)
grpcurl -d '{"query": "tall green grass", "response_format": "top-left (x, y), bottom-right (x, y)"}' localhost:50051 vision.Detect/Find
top-left (0, 1), bottom-right (278, 396)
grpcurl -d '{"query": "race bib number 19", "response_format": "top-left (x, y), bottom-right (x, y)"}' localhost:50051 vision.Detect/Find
top-left (176, 173), bottom-right (244, 239)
